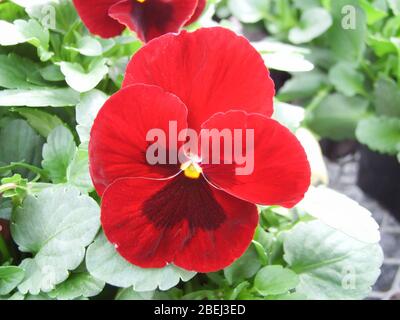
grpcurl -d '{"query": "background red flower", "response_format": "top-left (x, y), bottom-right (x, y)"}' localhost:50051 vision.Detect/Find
top-left (73, 0), bottom-right (206, 42)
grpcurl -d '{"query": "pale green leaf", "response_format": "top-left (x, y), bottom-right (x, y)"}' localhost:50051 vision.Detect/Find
top-left (299, 186), bottom-right (380, 244)
top-left (227, 0), bottom-right (269, 23)
top-left (86, 232), bottom-right (196, 292)
top-left (0, 88), bottom-right (80, 107)
top-left (289, 8), bottom-right (333, 44)
top-left (284, 221), bottom-right (383, 300)
top-left (11, 186), bottom-right (100, 294)
top-left (42, 126), bottom-right (76, 183)
top-left (254, 265), bottom-right (299, 296)
top-left (59, 59), bottom-right (109, 93)
top-left (66, 143), bottom-right (93, 193)
top-left (48, 272), bottom-right (104, 300)
top-left (0, 266), bottom-right (25, 295)
top-left (76, 90), bottom-right (108, 144)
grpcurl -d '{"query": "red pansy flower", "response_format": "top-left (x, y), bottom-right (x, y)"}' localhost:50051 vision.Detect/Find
top-left (89, 28), bottom-right (311, 272)
top-left (72, 0), bottom-right (206, 42)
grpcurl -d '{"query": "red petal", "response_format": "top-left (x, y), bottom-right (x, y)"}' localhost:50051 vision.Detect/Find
top-left (73, 0), bottom-right (125, 38)
top-left (89, 84), bottom-right (188, 195)
top-left (101, 175), bottom-right (258, 272)
top-left (109, 0), bottom-right (198, 42)
top-left (123, 27), bottom-right (275, 131)
top-left (184, 0), bottom-right (206, 26)
top-left (201, 111), bottom-right (311, 208)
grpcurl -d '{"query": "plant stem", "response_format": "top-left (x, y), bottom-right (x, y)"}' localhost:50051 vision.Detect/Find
top-left (0, 234), bottom-right (11, 263)
top-left (0, 162), bottom-right (49, 181)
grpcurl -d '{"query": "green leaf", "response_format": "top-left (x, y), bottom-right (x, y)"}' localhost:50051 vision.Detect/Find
top-left (289, 8), bottom-right (333, 44)
top-left (272, 101), bottom-right (305, 132)
top-left (0, 2), bottom-right (26, 22)
top-left (0, 119), bottom-right (43, 177)
top-left (0, 19), bottom-right (52, 61)
top-left (42, 126), bottom-right (76, 183)
top-left (115, 288), bottom-right (155, 300)
top-left (0, 54), bottom-right (46, 89)
top-left (227, 0), bottom-right (269, 23)
top-left (66, 144), bottom-right (93, 193)
top-left (278, 70), bottom-right (329, 101)
top-left (367, 34), bottom-right (397, 57)
top-left (11, 185), bottom-right (100, 294)
top-left (373, 75), bottom-right (400, 117)
top-left (262, 52), bottom-right (314, 72)
top-left (0, 266), bottom-right (25, 295)
top-left (67, 36), bottom-right (103, 57)
top-left (224, 245), bottom-right (262, 285)
top-left (306, 93), bottom-right (369, 140)
top-left (359, 0), bottom-right (387, 24)
top-left (283, 221), bottom-right (383, 300)
top-left (254, 265), bottom-right (299, 296)
top-left (0, 88), bottom-right (80, 107)
top-left (327, 0), bottom-right (367, 63)
top-left (39, 65), bottom-right (64, 82)
top-left (86, 232), bottom-right (196, 292)
top-left (48, 272), bottom-right (104, 300)
top-left (292, 0), bottom-right (320, 10)
top-left (266, 292), bottom-right (307, 300)
top-left (13, 108), bottom-right (64, 137)
top-left (76, 90), bottom-right (108, 144)
top-left (0, 198), bottom-right (12, 220)
top-left (356, 116), bottom-right (400, 155)
top-left (328, 62), bottom-right (365, 97)
top-left (388, 0), bottom-right (400, 15)
top-left (59, 59), bottom-right (109, 93)
top-left (299, 186), bottom-right (380, 244)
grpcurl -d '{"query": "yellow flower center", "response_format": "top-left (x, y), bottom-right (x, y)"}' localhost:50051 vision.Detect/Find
top-left (180, 161), bottom-right (202, 180)
top-left (136, 0), bottom-right (146, 3)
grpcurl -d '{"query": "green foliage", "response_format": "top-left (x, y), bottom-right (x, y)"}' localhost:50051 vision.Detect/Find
top-left (0, 0), bottom-right (385, 301)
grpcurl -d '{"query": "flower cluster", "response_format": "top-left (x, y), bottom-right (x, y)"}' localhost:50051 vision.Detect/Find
top-left (89, 27), bottom-right (311, 272)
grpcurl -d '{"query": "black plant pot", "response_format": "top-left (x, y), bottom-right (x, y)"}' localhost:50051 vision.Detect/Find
top-left (357, 146), bottom-right (400, 222)
top-left (320, 138), bottom-right (359, 160)
top-left (270, 70), bottom-right (291, 92)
